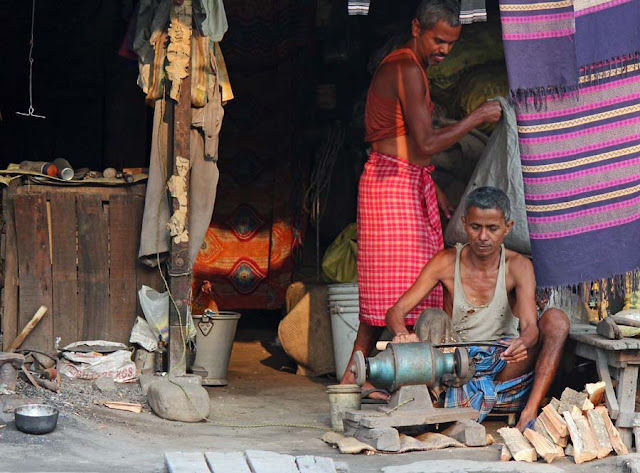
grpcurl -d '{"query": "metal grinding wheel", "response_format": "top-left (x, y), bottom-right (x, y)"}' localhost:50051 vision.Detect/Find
top-left (454, 347), bottom-right (474, 384)
top-left (350, 350), bottom-right (367, 387)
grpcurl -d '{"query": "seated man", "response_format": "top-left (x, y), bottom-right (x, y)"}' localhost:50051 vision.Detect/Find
top-left (386, 186), bottom-right (569, 430)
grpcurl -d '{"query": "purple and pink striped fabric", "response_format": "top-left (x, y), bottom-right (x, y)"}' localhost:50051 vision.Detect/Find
top-left (500, 0), bottom-right (640, 288)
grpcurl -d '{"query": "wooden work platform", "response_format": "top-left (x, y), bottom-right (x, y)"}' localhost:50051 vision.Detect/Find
top-left (165, 450), bottom-right (344, 473)
top-left (569, 323), bottom-right (640, 449)
top-left (1, 180), bottom-right (163, 352)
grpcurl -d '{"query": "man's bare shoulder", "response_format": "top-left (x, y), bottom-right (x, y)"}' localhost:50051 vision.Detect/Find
top-left (376, 58), bottom-right (424, 87)
top-left (505, 249), bottom-right (534, 277)
top-left (431, 247), bottom-right (457, 270)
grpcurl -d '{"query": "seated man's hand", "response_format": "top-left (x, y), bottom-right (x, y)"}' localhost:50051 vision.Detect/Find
top-left (392, 332), bottom-right (420, 344)
top-left (499, 338), bottom-right (528, 364)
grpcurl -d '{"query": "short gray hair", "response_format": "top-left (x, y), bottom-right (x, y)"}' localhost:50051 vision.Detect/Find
top-left (464, 187), bottom-right (511, 222)
top-left (415, 0), bottom-right (461, 31)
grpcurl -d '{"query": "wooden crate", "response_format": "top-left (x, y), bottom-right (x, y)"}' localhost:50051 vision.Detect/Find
top-left (1, 180), bottom-right (163, 352)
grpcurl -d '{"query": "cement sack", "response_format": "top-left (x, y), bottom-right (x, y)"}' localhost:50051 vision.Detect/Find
top-left (444, 97), bottom-right (531, 255)
top-left (279, 283), bottom-right (335, 377)
top-left (59, 341), bottom-right (137, 383)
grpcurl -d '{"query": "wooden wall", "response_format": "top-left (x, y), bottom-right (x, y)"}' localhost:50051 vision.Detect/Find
top-left (1, 181), bottom-right (164, 352)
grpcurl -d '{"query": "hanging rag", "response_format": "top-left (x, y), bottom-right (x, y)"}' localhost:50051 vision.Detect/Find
top-left (136, 0), bottom-right (226, 267)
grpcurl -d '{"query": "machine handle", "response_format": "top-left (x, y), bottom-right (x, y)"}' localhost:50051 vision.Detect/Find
top-left (376, 340), bottom-right (507, 351)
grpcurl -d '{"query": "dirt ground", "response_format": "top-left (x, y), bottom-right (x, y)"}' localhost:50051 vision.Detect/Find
top-left (0, 326), bottom-right (634, 473)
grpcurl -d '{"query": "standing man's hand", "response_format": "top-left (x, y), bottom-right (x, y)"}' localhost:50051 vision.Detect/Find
top-left (473, 100), bottom-right (503, 124)
top-left (499, 337), bottom-right (528, 364)
top-left (392, 332), bottom-right (420, 344)
top-left (435, 184), bottom-right (455, 221)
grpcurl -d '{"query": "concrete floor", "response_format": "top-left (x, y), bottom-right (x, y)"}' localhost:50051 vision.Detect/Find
top-left (0, 327), bottom-right (635, 472)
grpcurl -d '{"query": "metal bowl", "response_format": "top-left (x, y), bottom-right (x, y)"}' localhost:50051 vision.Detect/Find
top-left (14, 404), bottom-right (59, 434)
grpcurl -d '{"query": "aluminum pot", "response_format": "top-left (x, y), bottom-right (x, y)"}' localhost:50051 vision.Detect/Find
top-left (15, 404), bottom-right (59, 434)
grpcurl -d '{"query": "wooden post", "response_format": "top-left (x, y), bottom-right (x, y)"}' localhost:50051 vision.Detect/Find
top-left (167, 0), bottom-right (192, 375)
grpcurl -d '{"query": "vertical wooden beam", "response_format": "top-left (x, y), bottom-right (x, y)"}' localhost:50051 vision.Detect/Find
top-left (2, 184), bottom-right (19, 350)
top-left (50, 193), bottom-right (79, 347)
top-left (13, 195), bottom-right (53, 351)
top-left (167, 0), bottom-right (192, 375)
top-left (77, 195), bottom-right (109, 340)
top-left (109, 194), bottom-right (138, 343)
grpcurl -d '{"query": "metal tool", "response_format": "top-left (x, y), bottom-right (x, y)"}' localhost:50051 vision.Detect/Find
top-left (352, 342), bottom-right (475, 392)
top-left (343, 341), bottom-right (482, 436)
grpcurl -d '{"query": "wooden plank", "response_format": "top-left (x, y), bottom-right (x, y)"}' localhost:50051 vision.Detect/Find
top-left (523, 428), bottom-right (564, 463)
top-left (614, 364), bottom-right (638, 448)
top-left (165, 452), bottom-right (210, 473)
top-left (108, 194), bottom-right (137, 343)
top-left (2, 185), bottom-right (19, 349)
top-left (558, 387), bottom-right (591, 413)
top-left (539, 415), bottom-right (568, 447)
top-left (100, 401), bottom-right (143, 413)
top-left (500, 444), bottom-right (512, 461)
top-left (542, 404), bottom-right (568, 437)
top-left (49, 193), bottom-right (79, 347)
top-left (594, 348), bottom-right (620, 419)
top-left (357, 407), bottom-right (479, 428)
top-left (587, 409), bottom-right (613, 458)
top-left (572, 410), bottom-right (600, 459)
top-left (77, 195), bottom-right (109, 340)
top-left (296, 455), bottom-right (336, 473)
top-left (569, 324), bottom-right (640, 350)
top-left (13, 194), bottom-right (53, 351)
top-left (595, 405), bottom-right (629, 455)
top-left (205, 451), bottom-right (251, 473)
top-left (18, 183), bottom-right (147, 200)
top-left (563, 411), bottom-right (597, 464)
top-left (586, 381), bottom-right (606, 406)
top-left (245, 450), bottom-right (298, 473)
top-left (497, 427), bottom-right (536, 462)
top-left (533, 417), bottom-right (555, 445)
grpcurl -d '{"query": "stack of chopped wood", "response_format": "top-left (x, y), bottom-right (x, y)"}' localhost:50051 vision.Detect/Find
top-left (498, 381), bottom-right (629, 464)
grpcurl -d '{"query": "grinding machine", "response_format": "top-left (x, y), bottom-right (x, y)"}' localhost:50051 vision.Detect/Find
top-left (343, 341), bottom-right (483, 436)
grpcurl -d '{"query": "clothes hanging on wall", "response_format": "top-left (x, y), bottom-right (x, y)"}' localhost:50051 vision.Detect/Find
top-left (135, 0), bottom-right (229, 268)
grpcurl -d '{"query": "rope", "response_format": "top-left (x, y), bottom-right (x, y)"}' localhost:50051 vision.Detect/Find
top-left (303, 122), bottom-right (345, 279)
top-left (16, 0), bottom-right (45, 119)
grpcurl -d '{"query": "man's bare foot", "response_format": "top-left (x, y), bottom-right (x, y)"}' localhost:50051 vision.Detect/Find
top-left (340, 369), bottom-right (356, 385)
top-left (361, 381), bottom-right (390, 402)
top-left (515, 409), bottom-right (537, 432)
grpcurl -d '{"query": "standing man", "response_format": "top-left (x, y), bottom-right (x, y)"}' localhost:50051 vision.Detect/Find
top-left (386, 187), bottom-right (569, 430)
top-left (340, 0), bottom-right (503, 401)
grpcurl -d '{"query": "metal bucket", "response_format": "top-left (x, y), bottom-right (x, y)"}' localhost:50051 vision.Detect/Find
top-left (192, 311), bottom-right (241, 386)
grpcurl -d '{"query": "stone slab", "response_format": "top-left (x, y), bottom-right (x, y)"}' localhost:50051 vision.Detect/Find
top-left (381, 460), bottom-right (564, 473)
top-left (245, 450), bottom-right (298, 473)
top-left (205, 451), bottom-right (251, 473)
top-left (165, 451), bottom-right (210, 473)
top-left (295, 455), bottom-right (336, 473)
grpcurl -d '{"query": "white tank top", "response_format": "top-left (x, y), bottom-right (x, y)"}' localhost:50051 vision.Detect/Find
top-left (452, 243), bottom-right (519, 342)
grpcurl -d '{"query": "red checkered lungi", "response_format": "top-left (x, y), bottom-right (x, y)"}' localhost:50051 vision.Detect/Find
top-left (357, 152), bottom-right (444, 326)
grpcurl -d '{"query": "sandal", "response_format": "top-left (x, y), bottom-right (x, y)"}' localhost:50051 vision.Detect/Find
top-left (361, 388), bottom-right (390, 404)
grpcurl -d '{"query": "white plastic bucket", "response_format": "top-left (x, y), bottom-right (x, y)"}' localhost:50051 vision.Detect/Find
top-left (327, 283), bottom-right (358, 294)
top-left (328, 283), bottom-right (360, 379)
